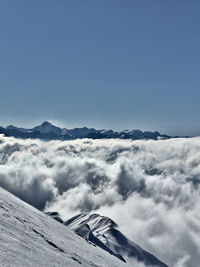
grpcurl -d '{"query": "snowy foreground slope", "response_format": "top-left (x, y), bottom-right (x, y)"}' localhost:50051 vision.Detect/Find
top-left (0, 187), bottom-right (143, 267)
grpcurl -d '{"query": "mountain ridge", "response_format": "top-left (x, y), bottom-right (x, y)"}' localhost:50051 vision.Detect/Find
top-left (46, 212), bottom-right (168, 267)
top-left (0, 186), bottom-right (168, 266)
top-left (0, 121), bottom-right (183, 141)
top-left (0, 187), bottom-right (130, 267)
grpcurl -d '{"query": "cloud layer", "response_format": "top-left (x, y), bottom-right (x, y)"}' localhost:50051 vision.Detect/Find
top-left (0, 135), bottom-right (200, 266)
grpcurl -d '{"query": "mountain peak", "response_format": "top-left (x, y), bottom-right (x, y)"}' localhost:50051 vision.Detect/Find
top-left (32, 121), bottom-right (62, 135)
top-left (40, 121), bottom-right (54, 126)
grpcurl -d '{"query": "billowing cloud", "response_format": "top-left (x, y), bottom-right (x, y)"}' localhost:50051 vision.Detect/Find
top-left (0, 134), bottom-right (200, 266)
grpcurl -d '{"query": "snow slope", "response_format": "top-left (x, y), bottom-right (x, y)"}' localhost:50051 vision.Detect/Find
top-left (0, 187), bottom-right (144, 267)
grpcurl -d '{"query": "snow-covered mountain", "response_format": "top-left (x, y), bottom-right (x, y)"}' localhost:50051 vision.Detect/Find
top-left (0, 121), bottom-right (173, 140)
top-left (47, 213), bottom-right (168, 267)
top-left (32, 121), bottom-right (62, 135)
top-left (0, 186), bottom-right (168, 267)
top-left (0, 187), bottom-right (138, 267)
top-left (65, 214), bottom-right (168, 266)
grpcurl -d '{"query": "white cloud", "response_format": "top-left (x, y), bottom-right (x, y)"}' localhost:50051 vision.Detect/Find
top-left (0, 135), bottom-right (200, 266)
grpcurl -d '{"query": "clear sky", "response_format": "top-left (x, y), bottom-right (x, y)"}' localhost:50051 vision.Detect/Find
top-left (0, 0), bottom-right (200, 135)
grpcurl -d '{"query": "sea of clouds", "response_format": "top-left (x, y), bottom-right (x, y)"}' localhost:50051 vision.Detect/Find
top-left (0, 134), bottom-right (200, 266)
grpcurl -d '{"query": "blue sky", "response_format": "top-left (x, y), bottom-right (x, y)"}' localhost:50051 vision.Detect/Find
top-left (0, 1), bottom-right (200, 135)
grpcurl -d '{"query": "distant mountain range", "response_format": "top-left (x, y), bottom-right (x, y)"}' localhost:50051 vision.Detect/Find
top-left (0, 121), bottom-right (184, 141)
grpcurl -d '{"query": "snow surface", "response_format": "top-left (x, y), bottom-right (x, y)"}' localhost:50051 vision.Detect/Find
top-left (0, 187), bottom-right (146, 267)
